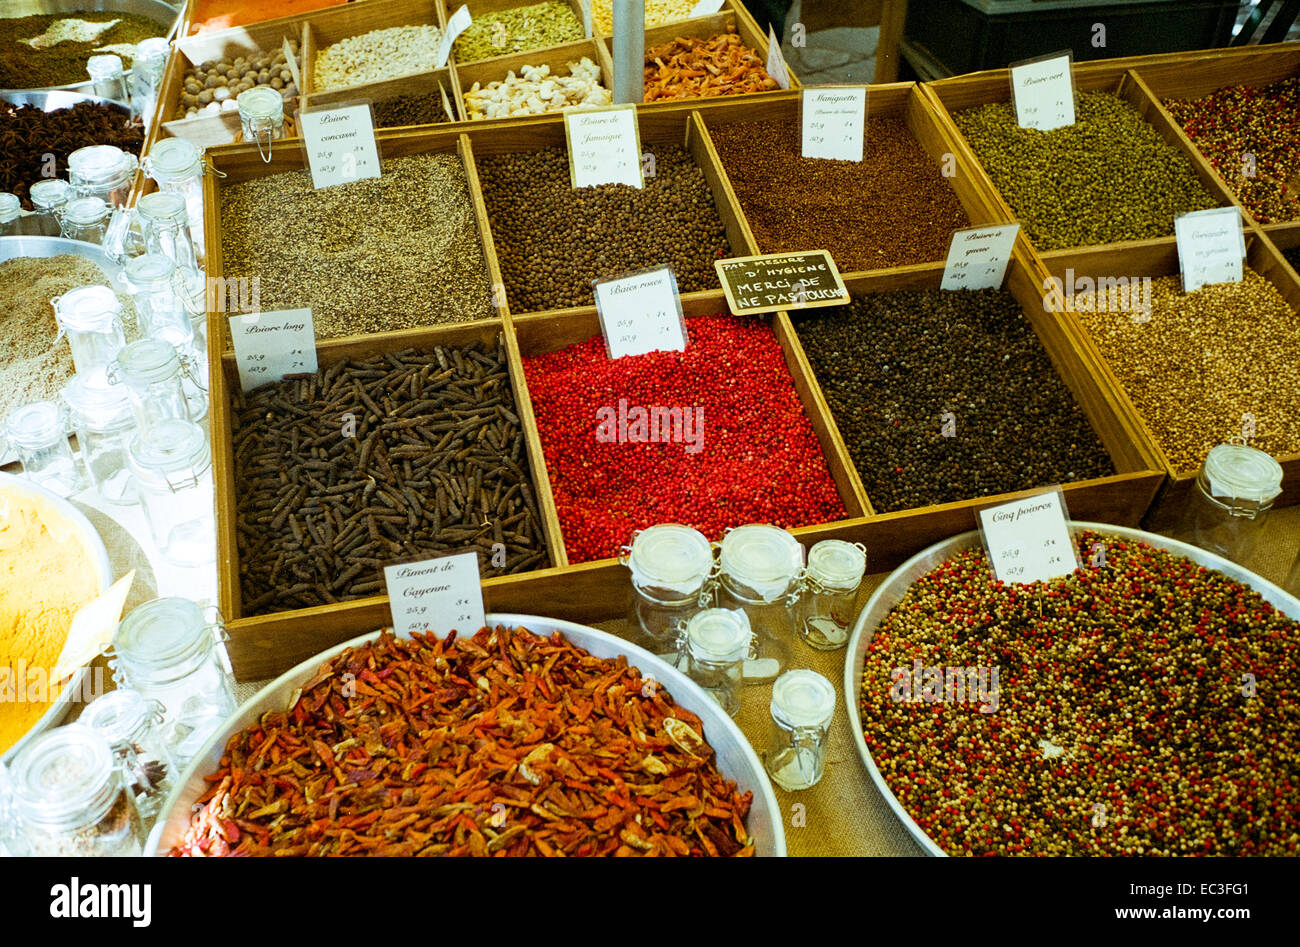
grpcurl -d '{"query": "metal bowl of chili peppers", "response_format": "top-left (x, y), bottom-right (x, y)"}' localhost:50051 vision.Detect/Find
top-left (846, 522), bottom-right (1300, 857)
top-left (147, 615), bottom-right (787, 856)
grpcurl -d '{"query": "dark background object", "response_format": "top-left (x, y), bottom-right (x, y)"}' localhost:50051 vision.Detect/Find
top-left (900, 0), bottom-right (1242, 80)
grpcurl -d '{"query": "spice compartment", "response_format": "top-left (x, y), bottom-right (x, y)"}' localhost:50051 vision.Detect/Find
top-left (154, 19), bottom-right (309, 151)
top-left (299, 67), bottom-right (460, 126)
top-left (1129, 44), bottom-right (1300, 234)
top-left (299, 0), bottom-right (449, 97)
top-left (452, 37), bottom-right (615, 121)
top-left (200, 125), bottom-right (507, 348)
top-left (924, 65), bottom-right (1241, 257)
top-left (438, 0), bottom-right (593, 70)
top-left (1033, 233), bottom-right (1300, 529)
top-left (694, 84), bottom-right (1012, 277)
top-left (777, 254), bottom-right (1165, 536)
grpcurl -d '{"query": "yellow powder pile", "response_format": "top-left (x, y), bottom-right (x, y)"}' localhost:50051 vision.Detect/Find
top-left (0, 485), bottom-right (100, 756)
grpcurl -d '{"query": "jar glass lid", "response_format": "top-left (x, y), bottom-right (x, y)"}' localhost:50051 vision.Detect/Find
top-left (113, 597), bottom-right (207, 668)
top-left (63, 372), bottom-right (131, 416)
top-left (10, 724), bottom-right (115, 825)
top-left (771, 669), bottom-right (835, 729)
top-left (128, 419), bottom-right (208, 478)
top-left (627, 523), bottom-right (712, 593)
top-left (0, 192), bottom-right (19, 218)
top-left (133, 37), bottom-right (170, 65)
top-left (68, 145), bottom-right (130, 180)
top-left (719, 524), bottom-right (803, 598)
top-left (114, 338), bottom-right (179, 385)
top-left (60, 196), bottom-right (111, 225)
top-left (5, 401), bottom-right (62, 449)
top-left (686, 608), bottom-right (750, 662)
top-left (54, 285), bottom-right (120, 331)
top-left (82, 689), bottom-right (152, 746)
top-left (123, 252), bottom-right (175, 288)
top-left (137, 191), bottom-right (188, 224)
top-left (86, 54), bottom-right (124, 79)
top-left (238, 85), bottom-right (284, 121)
top-left (806, 540), bottom-right (867, 587)
top-left (28, 178), bottom-right (72, 209)
top-left (145, 138), bottom-right (201, 181)
top-left (1203, 443), bottom-right (1283, 504)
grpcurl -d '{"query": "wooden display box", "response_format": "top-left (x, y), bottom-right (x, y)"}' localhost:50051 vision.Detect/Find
top-left (452, 39), bottom-right (614, 122)
top-left (1031, 234), bottom-right (1300, 530)
top-left (690, 84), bottom-right (1013, 277)
top-left (923, 65), bottom-right (1241, 260)
top-left (1128, 44), bottom-right (1300, 246)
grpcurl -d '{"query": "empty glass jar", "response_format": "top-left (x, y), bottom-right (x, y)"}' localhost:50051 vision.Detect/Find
top-left (765, 669), bottom-right (836, 792)
top-left (137, 190), bottom-right (202, 275)
top-left (716, 524), bottom-right (803, 684)
top-left (62, 374), bottom-right (136, 504)
top-left (141, 138), bottom-right (207, 262)
top-left (87, 54), bottom-right (128, 103)
top-left (2, 724), bottom-right (144, 857)
top-left (130, 37), bottom-right (171, 124)
top-left (238, 86), bottom-right (286, 160)
top-left (59, 195), bottom-right (112, 244)
top-left (111, 598), bottom-right (235, 766)
top-left (110, 339), bottom-right (200, 431)
top-left (799, 540), bottom-right (867, 650)
top-left (52, 285), bottom-right (127, 385)
top-left (619, 523), bottom-right (714, 659)
top-left (683, 608), bottom-right (751, 717)
top-left (0, 192), bottom-right (21, 236)
top-left (67, 145), bottom-right (137, 207)
top-left (127, 419), bottom-right (215, 566)
top-left (28, 179), bottom-right (72, 237)
top-left (1173, 442), bottom-right (1284, 566)
top-left (82, 689), bottom-right (175, 823)
top-left (121, 253), bottom-right (197, 349)
top-left (3, 401), bottom-right (82, 497)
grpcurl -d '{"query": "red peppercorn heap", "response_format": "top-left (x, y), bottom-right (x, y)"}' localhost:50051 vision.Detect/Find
top-left (523, 315), bottom-right (846, 563)
top-left (1165, 77), bottom-right (1300, 224)
top-left (860, 530), bottom-right (1300, 856)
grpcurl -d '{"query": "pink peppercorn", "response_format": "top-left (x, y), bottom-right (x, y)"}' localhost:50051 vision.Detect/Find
top-left (522, 315), bottom-right (846, 563)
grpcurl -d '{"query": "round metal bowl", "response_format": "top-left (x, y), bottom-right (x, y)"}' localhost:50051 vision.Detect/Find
top-left (1, 0), bottom-right (182, 95)
top-left (0, 88), bottom-right (129, 111)
top-left (147, 614), bottom-right (787, 857)
top-left (0, 471), bottom-right (114, 765)
top-left (844, 521), bottom-right (1300, 857)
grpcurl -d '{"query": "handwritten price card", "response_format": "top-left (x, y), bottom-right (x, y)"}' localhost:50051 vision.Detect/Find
top-left (1009, 52), bottom-right (1074, 131)
top-left (435, 4), bottom-right (473, 68)
top-left (594, 266), bottom-right (687, 359)
top-left (978, 490), bottom-right (1078, 585)
top-left (384, 552), bottom-right (485, 639)
top-left (801, 87), bottom-right (866, 161)
top-left (766, 26), bottom-right (791, 90)
top-left (565, 105), bottom-right (643, 188)
top-left (299, 105), bottom-right (380, 189)
top-left (1175, 207), bottom-right (1245, 292)
top-left (940, 224), bottom-right (1021, 291)
top-left (229, 308), bottom-right (317, 392)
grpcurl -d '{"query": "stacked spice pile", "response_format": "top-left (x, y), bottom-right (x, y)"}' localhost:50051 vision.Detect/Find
top-left (313, 24), bottom-right (445, 91)
top-left (709, 118), bottom-right (970, 271)
top-left (0, 102), bottom-right (143, 207)
top-left (1164, 77), bottom-right (1300, 224)
top-left (0, 12), bottom-right (166, 88)
top-left (592, 0), bottom-right (698, 35)
top-left (0, 256), bottom-right (138, 421)
top-left (464, 58), bottom-right (611, 120)
top-left (173, 626), bottom-right (755, 857)
top-left (219, 152), bottom-right (495, 338)
top-left (231, 343), bottom-right (549, 615)
top-left (523, 315), bottom-right (846, 563)
top-left (1071, 269), bottom-right (1300, 471)
top-left (952, 91), bottom-right (1218, 250)
top-left (859, 530), bottom-right (1300, 856)
top-left (795, 289), bottom-right (1112, 511)
top-left (174, 44), bottom-right (302, 120)
top-left (478, 146), bottom-right (731, 311)
top-left (643, 28), bottom-right (779, 101)
top-left (453, 1), bottom-right (585, 62)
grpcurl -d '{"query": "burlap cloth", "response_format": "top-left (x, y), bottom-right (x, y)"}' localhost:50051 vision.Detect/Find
top-left (219, 509), bottom-right (1300, 857)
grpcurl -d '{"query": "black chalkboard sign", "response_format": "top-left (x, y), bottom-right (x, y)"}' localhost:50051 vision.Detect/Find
top-left (714, 251), bottom-right (850, 315)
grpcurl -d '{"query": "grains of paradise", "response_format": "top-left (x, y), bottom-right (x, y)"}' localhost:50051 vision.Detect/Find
top-left (522, 315), bottom-right (846, 564)
top-left (859, 531), bottom-right (1300, 856)
top-left (172, 626), bottom-right (755, 857)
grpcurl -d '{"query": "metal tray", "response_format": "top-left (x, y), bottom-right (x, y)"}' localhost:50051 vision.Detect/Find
top-left (0, 88), bottom-right (129, 110)
top-left (0, 471), bottom-right (114, 765)
top-left (844, 521), bottom-right (1300, 857)
top-left (147, 614), bottom-right (787, 857)
top-left (0, 0), bottom-right (183, 95)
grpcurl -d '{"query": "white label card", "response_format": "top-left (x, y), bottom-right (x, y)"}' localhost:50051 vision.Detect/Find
top-left (299, 105), bottom-right (381, 189)
top-left (1175, 207), bottom-right (1245, 292)
top-left (565, 105), bottom-right (643, 188)
top-left (689, 0), bottom-right (726, 15)
top-left (801, 87), bottom-right (866, 161)
top-left (1010, 53), bottom-right (1074, 131)
top-left (384, 552), bottom-right (485, 639)
top-left (978, 491), bottom-right (1077, 585)
top-left (230, 308), bottom-right (318, 391)
top-left (580, 0), bottom-right (592, 37)
top-left (766, 26), bottom-right (791, 90)
top-left (594, 266), bottom-right (687, 359)
top-left (282, 37), bottom-right (302, 93)
top-left (435, 4), bottom-right (473, 68)
top-left (940, 224), bottom-right (1021, 291)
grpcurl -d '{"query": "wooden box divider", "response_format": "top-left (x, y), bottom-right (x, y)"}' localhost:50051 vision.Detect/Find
top-left (1028, 233), bottom-right (1300, 529)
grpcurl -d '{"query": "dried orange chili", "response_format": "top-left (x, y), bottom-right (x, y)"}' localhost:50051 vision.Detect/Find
top-left (643, 26), bottom-right (779, 102)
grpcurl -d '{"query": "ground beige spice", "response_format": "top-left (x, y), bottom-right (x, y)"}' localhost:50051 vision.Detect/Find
top-left (0, 255), bottom-right (135, 423)
top-left (1073, 268), bottom-right (1300, 471)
